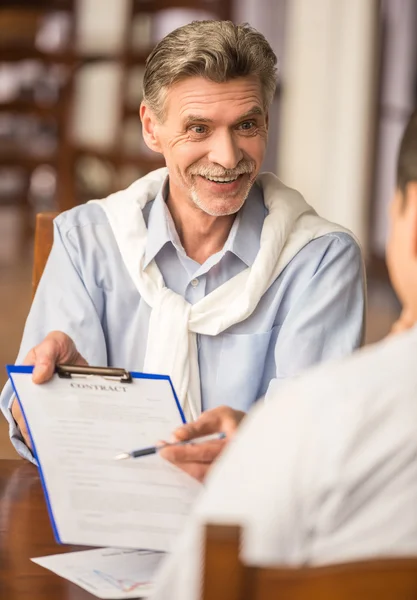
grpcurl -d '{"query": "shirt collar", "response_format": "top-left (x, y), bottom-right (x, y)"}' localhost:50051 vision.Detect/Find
top-left (229, 181), bottom-right (266, 267)
top-left (143, 176), bottom-right (182, 268)
top-left (143, 177), bottom-right (266, 269)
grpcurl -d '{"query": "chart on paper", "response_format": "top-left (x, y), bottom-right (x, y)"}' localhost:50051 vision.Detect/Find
top-left (32, 547), bottom-right (166, 599)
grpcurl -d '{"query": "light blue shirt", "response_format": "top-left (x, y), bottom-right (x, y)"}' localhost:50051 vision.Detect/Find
top-left (1, 180), bottom-right (365, 462)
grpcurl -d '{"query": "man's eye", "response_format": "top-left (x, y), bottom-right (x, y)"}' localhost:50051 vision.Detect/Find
top-left (239, 121), bottom-right (256, 131)
top-left (190, 125), bottom-right (207, 134)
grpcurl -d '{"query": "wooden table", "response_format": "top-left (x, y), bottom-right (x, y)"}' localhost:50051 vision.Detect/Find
top-left (0, 459), bottom-right (98, 599)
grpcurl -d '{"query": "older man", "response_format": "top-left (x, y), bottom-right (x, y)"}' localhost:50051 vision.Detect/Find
top-left (1, 21), bottom-right (365, 463)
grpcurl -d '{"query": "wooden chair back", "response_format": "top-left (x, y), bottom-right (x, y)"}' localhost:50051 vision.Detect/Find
top-left (32, 212), bottom-right (59, 297)
top-left (202, 524), bottom-right (417, 600)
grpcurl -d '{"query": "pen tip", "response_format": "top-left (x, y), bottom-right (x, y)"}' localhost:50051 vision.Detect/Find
top-left (113, 453), bottom-right (129, 461)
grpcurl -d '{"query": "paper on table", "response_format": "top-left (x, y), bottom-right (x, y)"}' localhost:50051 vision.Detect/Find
top-left (32, 547), bottom-right (166, 599)
top-left (10, 371), bottom-right (202, 551)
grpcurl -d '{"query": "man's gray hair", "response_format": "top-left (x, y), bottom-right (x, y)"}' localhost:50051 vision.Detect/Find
top-left (143, 20), bottom-right (277, 120)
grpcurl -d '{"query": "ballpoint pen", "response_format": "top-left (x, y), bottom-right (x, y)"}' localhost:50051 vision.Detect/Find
top-left (114, 432), bottom-right (226, 460)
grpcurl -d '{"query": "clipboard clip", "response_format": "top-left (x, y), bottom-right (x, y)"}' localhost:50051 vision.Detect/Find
top-left (56, 364), bottom-right (132, 383)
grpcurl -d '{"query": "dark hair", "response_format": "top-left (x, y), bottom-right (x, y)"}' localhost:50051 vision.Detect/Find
top-left (397, 108), bottom-right (417, 193)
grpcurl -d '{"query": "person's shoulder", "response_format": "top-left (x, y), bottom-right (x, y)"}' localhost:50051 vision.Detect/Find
top-left (269, 327), bottom-right (417, 419)
top-left (54, 202), bottom-right (109, 234)
top-left (283, 230), bottom-right (363, 284)
top-left (251, 331), bottom-right (417, 474)
top-left (305, 231), bottom-right (362, 261)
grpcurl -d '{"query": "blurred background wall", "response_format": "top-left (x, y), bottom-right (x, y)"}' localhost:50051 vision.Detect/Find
top-left (0, 0), bottom-right (416, 456)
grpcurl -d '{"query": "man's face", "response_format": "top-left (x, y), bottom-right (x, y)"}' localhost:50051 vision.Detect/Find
top-left (142, 76), bottom-right (268, 217)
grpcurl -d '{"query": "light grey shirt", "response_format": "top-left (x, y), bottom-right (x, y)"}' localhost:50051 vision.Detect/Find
top-left (0, 181), bottom-right (365, 461)
top-left (149, 326), bottom-right (417, 600)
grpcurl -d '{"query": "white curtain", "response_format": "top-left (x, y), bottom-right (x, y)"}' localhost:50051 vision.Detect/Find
top-left (233, 0), bottom-right (287, 173)
top-left (278, 0), bottom-right (379, 252)
top-left (372, 0), bottom-right (417, 257)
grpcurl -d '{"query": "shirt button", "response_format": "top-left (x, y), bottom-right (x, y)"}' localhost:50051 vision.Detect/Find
top-left (190, 278), bottom-right (199, 288)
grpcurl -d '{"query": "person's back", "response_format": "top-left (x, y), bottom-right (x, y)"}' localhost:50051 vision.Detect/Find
top-left (149, 330), bottom-right (417, 600)
top-left (147, 108), bottom-right (417, 599)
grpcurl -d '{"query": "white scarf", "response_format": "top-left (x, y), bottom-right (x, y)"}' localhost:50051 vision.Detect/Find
top-left (91, 167), bottom-right (351, 420)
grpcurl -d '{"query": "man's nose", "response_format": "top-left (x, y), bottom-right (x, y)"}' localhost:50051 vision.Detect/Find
top-left (207, 132), bottom-right (243, 170)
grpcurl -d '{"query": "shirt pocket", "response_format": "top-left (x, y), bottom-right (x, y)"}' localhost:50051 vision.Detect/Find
top-left (215, 324), bottom-right (280, 412)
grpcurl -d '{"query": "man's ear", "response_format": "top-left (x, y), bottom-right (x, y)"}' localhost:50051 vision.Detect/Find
top-left (140, 102), bottom-right (163, 153)
top-left (405, 182), bottom-right (417, 259)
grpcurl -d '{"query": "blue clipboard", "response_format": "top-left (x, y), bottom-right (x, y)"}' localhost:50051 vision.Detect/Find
top-left (7, 363), bottom-right (186, 545)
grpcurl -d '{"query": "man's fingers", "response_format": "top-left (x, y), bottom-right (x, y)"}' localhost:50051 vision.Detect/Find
top-left (23, 343), bottom-right (56, 384)
top-left (159, 439), bottom-right (227, 464)
top-left (173, 407), bottom-right (229, 441)
top-left (22, 348), bottom-right (36, 367)
top-left (173, 406), bottom-right (245, 442)
top-left (22, 332), bottom-right (88, 385)
top-left (173, 463), bottom-right (210, 483)
top-left (173, 418), bottom-right (220, 442)
top-left (11, 399), bottom-right (32, 449)
top-left (159, 440), bottom-right (227, 481)
top-left (32, 362), bottom-right (56, 384)
top-left (30, 339), bottom-right (62, 384)
top-left (162, 406), bottom-right (246, 482)
top-left (44, 331), bottom-right (88, 366)
top-left (19, 420), bottom-right (31, 448)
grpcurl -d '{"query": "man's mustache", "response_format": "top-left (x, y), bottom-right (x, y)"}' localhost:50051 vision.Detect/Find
top-left (187, 160), bottom-right (255, 179)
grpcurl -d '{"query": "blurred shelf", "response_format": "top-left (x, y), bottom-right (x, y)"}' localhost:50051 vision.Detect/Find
top-left (0, 47), bottom-right (73, 64)
top-left (0, 146), bottom-right (164, 171)
top-left (3, 0), bottom-right (74, 8)
top-left (132, 0), bottom-right (232, 16)
top-left (0, 100), bottom-right (61, 118)
top-left (125, 50), bottom-right (153, 65)
top-left (0, 47), bottom-right (130, 64)
top-left (0, 151), bottom-right (58, 168)
top-left (0, 47), bottom-right (155, 67)
top-left (74, 145), bottom-right (164, 171)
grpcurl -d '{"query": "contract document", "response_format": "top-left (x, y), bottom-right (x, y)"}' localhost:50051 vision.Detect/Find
top-left (8, 365), bottom-right (202, 551)
top-left (32, 547), bottom-right (166, 599)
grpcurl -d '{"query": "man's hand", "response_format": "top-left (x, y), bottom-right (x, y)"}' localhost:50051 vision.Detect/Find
top-left (11, 331), bottom-right (87, 449)
top-left (159, 406), bottom-right (246, 482)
